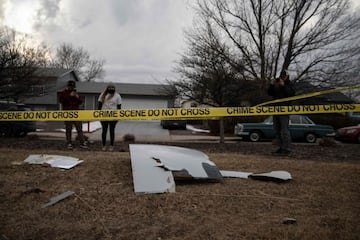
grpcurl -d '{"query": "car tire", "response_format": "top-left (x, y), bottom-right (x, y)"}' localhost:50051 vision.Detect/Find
top-left (357, 134), bottom-right (360, 144)
top-left (305, 132), bottom-right (317, 143)
top-left (249, 131), bottom-right (261, 142)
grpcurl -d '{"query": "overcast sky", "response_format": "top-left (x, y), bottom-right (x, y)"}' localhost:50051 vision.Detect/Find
top-left (0, 0), bottom-right (195, 84)
top-left (2, 0), bottom-right (359, 85)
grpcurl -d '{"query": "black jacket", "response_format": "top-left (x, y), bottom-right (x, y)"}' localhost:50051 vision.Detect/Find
top-left (267, 78), bottom-right (295, 100)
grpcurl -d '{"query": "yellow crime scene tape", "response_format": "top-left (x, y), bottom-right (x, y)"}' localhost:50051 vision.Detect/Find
top-left (0, 86), bottom-right (359, 121)
top-left (0, 104), bottom-right (359, 121)
top-left (256, 85), bottom-right (360, 107)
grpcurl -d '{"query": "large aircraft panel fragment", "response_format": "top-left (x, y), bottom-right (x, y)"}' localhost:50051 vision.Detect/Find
top-left (129, 145), bottom-right (176, 194)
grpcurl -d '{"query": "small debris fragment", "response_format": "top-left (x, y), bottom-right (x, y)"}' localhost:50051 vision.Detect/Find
top-left (24, 154), bottom-right (83, 169)
top-left (42, 191), bottom-right (75, 208)
top-left (282, 217), bottom-right (297, 224)
top-left (11, 161), bottom-right (24, 166)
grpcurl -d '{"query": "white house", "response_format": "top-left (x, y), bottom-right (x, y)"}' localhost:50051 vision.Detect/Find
top-left (23, 68), bottom-right (177, 112)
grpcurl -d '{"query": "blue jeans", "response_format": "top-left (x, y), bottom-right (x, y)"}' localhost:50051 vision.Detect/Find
top-left (273, 115), bottom-right (291, 150)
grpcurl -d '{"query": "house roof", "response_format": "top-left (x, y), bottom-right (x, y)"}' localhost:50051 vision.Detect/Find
top-left (75, 82), bottom-right (176, 97)
top-left (294, 82), bottom-right (354, 104)
top-left (34, 68), bottom-right (80, 81)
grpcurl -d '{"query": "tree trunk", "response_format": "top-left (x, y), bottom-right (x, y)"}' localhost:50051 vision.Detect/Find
top-left (219, 118), bottom-right (225, 143)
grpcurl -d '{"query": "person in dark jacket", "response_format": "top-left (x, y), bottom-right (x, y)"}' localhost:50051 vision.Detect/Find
top-left (267, 70), bottom-right (295, 155)
top-left (59, 80), bottom-right (88, 150)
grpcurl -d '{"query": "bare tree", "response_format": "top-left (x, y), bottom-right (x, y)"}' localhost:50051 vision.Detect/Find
top-left (174, 20), bottom-right (261, 142)
top-left (193, 0), bottom-right (360, 89)
top-left (175, 20), bottom-right (261, 107)
top-left (52, 43), bottom-right (105, 81)
top-left (0, 27), bottom-right (49, 101)
top-left (83, 59), bottom-right (106, 81)
top-left (172, 0), bottom-right (359, 139)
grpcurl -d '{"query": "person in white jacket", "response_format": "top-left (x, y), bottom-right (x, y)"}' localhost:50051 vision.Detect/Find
top-left (98, 84), bottom-right (122, 151)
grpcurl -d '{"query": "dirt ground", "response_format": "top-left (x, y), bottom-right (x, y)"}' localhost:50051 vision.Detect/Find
top-left (0, 135), bottom-right (359, 240)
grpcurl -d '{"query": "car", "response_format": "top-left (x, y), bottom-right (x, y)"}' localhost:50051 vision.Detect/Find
top-left (345, 112), bottom-right (360, 120)
top-left (0, 101), bottom-right (37, 137)
top-left (335, 124), bottom-right (360, 143)
top-left (160, 119), bottom-right (187, 130)
top-left (234, 115), bottom-right (335, 143)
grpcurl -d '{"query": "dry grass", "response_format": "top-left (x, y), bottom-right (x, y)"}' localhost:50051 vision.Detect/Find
top-left (0, 147), bottom-right (359, 240)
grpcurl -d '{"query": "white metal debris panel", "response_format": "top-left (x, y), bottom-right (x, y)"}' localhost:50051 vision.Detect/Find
top-left (129, 144), bottom-right (223, 194)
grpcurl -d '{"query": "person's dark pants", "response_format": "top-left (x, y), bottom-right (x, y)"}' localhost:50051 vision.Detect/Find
top-left (65, 121), bottom-right (85, 145)
top-left (273, 115), bottom-right (291, 151)
top-left (101, 121), bottom-right (118, 146)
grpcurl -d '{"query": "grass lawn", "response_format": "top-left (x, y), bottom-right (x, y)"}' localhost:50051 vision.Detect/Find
top-left (0, 147), bottom-right (359, 240)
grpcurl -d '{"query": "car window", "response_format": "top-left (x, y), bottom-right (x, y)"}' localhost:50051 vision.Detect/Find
top-left (16, 104), bottom-right (32, 111)
top-left (289, 115), bottom-right (314, 124)
top-left (302, 116), bottom-right (314, 124)
top-left (7, 105), bottom-right (19, 111)
top-left (264, 116), bottom-right (273, 123)
top-left (290, 115), bottom-right (301, 124)
top-left (349, 112), bottom-right (360, 119)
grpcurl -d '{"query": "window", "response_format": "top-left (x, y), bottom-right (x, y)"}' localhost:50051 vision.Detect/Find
top-left (29, 85), bottom-right (46, 96)
top-left (290, 115), bottom-right (301, 124)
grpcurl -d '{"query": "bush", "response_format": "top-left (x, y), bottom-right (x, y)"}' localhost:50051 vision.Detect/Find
top-left (123, 134), bottom-right (135, 142)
